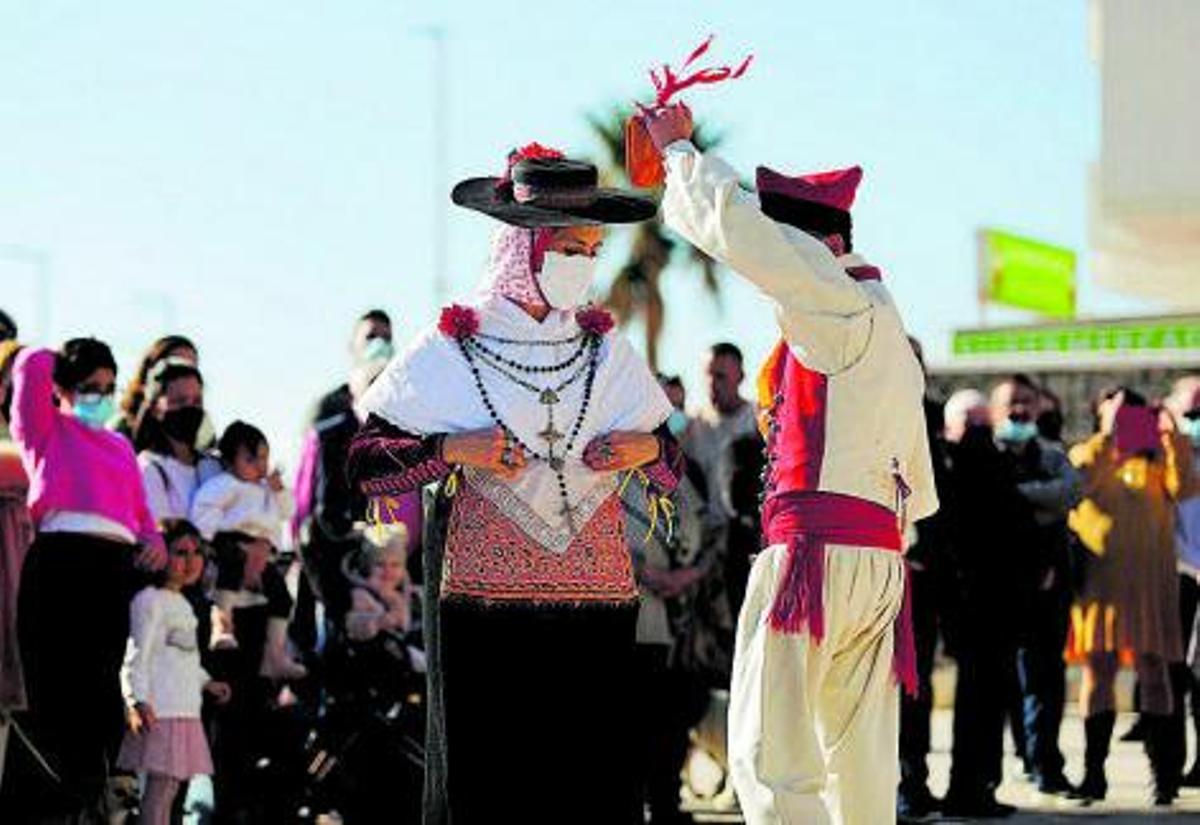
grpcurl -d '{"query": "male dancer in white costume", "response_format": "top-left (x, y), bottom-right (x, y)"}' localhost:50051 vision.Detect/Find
top-left (637, 103), bottom-right (938, 825)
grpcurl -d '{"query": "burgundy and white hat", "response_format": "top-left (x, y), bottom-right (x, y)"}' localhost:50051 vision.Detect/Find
top-left (756, 164), bottom-right (863, 250)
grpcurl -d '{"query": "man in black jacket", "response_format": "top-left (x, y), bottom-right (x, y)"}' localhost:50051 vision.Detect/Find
top-left (292, 310), bottom-right (394, 649)
top-left (897, 340), bottom-right (954, 820)
top-left (991, 375), bottom-right (1080, 796)
top-left (940, 388), bottom-right (1032, 819)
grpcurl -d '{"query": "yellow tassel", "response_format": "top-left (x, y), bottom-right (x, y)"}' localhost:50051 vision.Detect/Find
top-left (444, 470), bottom-right (459, 498)
top-left (618, 468), bottom-right (647, 497)
top-left (620, 468), bottom-right (677, 545)
top-left (658, 497), bottom-right (676, 544)
top-left (365, 497), bottom-right (385, 544)
top-left (643, 492), bottom-right (677, 544)
top-left (645, 494), bottom-right (659, 542)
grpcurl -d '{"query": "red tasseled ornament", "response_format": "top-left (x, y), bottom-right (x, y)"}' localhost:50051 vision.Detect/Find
top-left (626, 35), bottom-right (753, 188)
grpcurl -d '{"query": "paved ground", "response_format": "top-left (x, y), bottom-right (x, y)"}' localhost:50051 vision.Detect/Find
top-left (689, 710), bottom-right (1200, 823)
top-left (926, 711), bottom-right (1200, 822)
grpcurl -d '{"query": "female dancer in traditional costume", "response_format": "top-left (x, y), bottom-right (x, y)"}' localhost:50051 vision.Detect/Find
top-left (348, 144), bottom-right (680, 824)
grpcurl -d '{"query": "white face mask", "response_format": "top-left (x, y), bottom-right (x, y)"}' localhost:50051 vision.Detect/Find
top-left (536, 252), bottom-right (596, 310)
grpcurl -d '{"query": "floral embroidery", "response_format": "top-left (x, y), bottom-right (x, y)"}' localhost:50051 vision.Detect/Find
top-left (442, 479), bottom-right (636, 605)
top-left (464, 467), bottom-right (615, 555)
top-left (438, 304), bottom-right (481, 340)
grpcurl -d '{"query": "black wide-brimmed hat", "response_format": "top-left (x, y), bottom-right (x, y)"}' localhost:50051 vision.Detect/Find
top-left (452, 146), bottom-right (657, 228)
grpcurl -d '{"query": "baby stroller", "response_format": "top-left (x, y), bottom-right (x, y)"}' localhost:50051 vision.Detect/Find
top-left (292, 542), bottom-right (427, 823)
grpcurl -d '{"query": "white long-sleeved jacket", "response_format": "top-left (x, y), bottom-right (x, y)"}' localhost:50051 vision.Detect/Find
top-left (661, 142), bottom-right (938, 522)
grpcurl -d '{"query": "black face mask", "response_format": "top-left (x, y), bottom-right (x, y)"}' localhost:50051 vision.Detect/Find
top-left (161, 406), bottom-right (205, 447)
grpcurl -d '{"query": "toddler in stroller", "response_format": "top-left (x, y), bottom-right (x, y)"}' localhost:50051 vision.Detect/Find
top-left (344, 525), bottom-right (425, 672)
top-left (297, 524), bottom-right (426, 822)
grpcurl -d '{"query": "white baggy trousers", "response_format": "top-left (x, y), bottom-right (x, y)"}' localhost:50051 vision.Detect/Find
top-left (729, 543), bottom-right (906, 825)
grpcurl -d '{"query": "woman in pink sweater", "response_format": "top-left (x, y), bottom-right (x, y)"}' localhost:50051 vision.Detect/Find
top-left (9, 339), bottom-right (166, 820)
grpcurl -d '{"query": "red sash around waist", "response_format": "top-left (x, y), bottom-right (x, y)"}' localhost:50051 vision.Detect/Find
top-left (761, 491), bottom-right (916, 697)
top-left (763, 491), bottom-right (902, 551)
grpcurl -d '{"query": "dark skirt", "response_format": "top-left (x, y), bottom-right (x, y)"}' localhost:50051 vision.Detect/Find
top-left (10, 531), bottom-right (138, 817)
top-left (436, 599), bottom-right (639, 825)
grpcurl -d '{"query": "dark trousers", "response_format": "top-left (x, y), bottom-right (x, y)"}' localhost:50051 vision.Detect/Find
top-left (948, 615), bottom-right (1010, 799)
top-left (10, 533), bottom-right (136, 820)
top-left (439, 601), bottom-right (640, 825)
top-left (899, 565), bottom-right (939, 797)
top-left (1002, 659), bottom-right (1027, 772)
top-left (634, 644), bottom-right (703, 824)
top-left (1015, 581), bottom-right (1071, 780)
top-left (1179, 575), bottom-right (1200, 760)
top-left (206, 603), bottom-right (309, 825)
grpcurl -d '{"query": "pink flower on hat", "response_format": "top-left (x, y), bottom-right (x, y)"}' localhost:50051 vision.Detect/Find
top-left (497, 142), bottom-right (566, 187)
top-left (438, 304), bottom-right (480, 340)
top-left (576, 305), bottom-right (615, 337)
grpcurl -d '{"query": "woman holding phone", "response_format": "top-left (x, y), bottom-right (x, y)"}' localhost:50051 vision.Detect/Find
top-left (1069, 387), bottom-right (1195, 806)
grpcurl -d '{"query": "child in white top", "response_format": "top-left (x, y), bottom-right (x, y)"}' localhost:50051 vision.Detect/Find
top-left (190, 420), bottom-right (293, 547)
top-left (191, 421), bottom-right (304, 680)
top-left (118, 520), bottom-right (232, 825)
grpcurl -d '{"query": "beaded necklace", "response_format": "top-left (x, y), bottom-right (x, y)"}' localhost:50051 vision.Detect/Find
top-left (457, 333), bottom-right (602, 527)
top-left (463, 334), bottom-right (589, 376)
top-left (475, 330), bottom-right (585, 348)
top-left (465, 341), bottom-right (591, 398)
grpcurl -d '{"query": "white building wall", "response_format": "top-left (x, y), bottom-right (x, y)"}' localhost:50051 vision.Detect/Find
top-left (1089, 0), bottom-right (1200, 307)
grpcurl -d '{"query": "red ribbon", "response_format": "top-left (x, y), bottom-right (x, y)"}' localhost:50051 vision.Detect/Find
top-left (645, 35), bottom-right (753, 109)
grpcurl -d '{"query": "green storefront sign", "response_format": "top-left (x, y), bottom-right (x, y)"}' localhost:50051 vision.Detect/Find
top-left (953, 317), bottom-right (1200, 358)
top-left (979, 229), bottom-right (1077, 319)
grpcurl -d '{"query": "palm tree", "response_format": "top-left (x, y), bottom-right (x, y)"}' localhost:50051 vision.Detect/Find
top-left (586, 106), bottom-right (724, 371)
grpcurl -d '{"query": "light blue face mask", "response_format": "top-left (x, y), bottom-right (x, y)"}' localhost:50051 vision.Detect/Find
top-left (74, 393), bottom-right (115, 430)
top-left (667, 409), bottom-right (689, 438)
top-left (360, 336), bottom-right (394, 364)
top-left (1181, 416), bottom-right (1200, 447)
top-left (996, 418), bottom-right (1038, 444)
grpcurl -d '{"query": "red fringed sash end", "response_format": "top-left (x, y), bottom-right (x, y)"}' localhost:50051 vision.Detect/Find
top-left (893, 560), bottom-right (918, 698)
top-left (767, 536), bottom-right (826, 641)
top-left (763, 493), bottom-right (912, 693)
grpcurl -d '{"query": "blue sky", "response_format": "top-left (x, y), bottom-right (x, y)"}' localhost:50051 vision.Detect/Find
top-left (0, 1), bottom-right (1154, 464)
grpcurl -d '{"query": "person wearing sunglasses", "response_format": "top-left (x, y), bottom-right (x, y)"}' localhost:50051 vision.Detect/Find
top-left (7, 339), bottom-right (165, 820)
